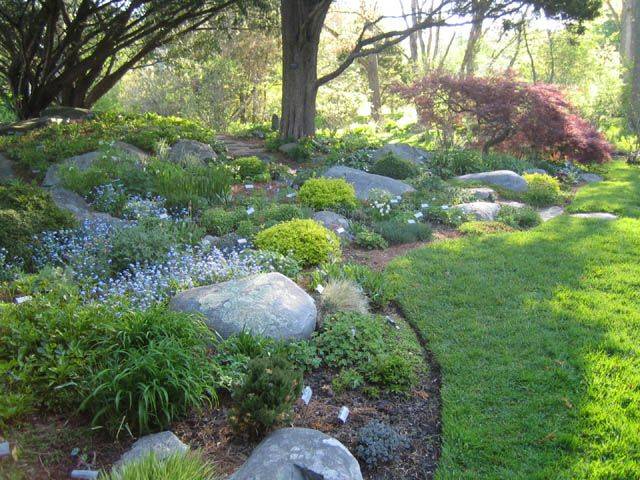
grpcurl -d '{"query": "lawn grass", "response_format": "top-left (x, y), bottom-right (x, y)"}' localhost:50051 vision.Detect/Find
top-left (386, 217), bottom-right (640, 479)
top-left (567, 161), bottom-right (640, 217)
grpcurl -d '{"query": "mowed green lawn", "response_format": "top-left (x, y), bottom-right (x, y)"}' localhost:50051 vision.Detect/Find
top-left (387, 216), bottom-right (640, 479)
top-left (567, 161), bottom-right (640, 218)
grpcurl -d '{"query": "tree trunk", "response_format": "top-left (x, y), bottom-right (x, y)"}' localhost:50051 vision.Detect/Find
top-left (359, 54), bottom-right (382, 122)
top-left (622, 0), bottom-right (640, 134)
top-left (279, 0), bottom-right (331, 139)
top-left (460, 11), bottom-right (484, 76)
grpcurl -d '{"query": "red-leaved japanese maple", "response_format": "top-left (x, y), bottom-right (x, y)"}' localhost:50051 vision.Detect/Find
top-left (397, 73), bottom-right (613, 164)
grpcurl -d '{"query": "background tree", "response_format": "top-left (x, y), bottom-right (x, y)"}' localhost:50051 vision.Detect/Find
top-left (278, 0), bottom-right (603, 140)
top-left (0, 0), bottom-right (268, 119)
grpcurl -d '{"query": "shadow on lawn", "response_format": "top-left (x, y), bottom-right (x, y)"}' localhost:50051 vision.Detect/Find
top-left (386, 217), bottom-right (640, 479)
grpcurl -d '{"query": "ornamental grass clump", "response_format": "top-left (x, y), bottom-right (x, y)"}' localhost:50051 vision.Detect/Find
top-left (298, 177), bottom-right (357, 210)
top-left (254, 219), bottom-right (341, 266)
top-left (107, 452), bottom-right (218, 480)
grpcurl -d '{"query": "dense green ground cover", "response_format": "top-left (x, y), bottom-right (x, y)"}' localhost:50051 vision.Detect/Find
top-left (567, 161), bottom-right (640, 218)
top-left (387, 214), bottom-right (640, 479)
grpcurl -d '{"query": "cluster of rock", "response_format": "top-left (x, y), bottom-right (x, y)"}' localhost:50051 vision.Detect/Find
top-left (111, 428), bottom-right (362, 480)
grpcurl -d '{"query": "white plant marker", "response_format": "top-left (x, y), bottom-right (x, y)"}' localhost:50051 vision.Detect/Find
top-left (316, 284), bottom-right (325, 294)
top-left (301, 386), bottom-right (313, 405)
top-left (237, 238), bottom-right (248, 245)
top-left (14, 296), bottom-right (32, 305)
top-left (70, 471), bottom-right (99, 480)
top-left (245, 184), bottom-right (254, 190)
top-left (0, 441), bottom-right (10, 458)
top-left (407, 219), bottom-right (416, 224)
top-left (336, 227), bottom-right (346, 234)
top-left (390, 198), bottom-right (399, 204)
top-left (286, 192), bottom-right (297, 198)
top-left (421, 203), bottom-right (429, 209)
top-left (414, 212), bottom-right (424, 219)
top-left (246, 207), bottom-right (255, 215)
top-left (441, 205), bottom-right (449, 210)
top-left (338, 406), bottom-right (350, 424)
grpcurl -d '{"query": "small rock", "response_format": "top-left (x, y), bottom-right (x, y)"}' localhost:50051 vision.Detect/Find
top-left (464, 187), bottom-right (496, 201)
top-left (112, 141), bottom-right (149, 163)
top-left (579, 173), bottom-right (603, 183)
top-left (323, 165), bottom-right (415, 200)
top-left (229, 428), bottom-right (363, 480)
top-left (168, 140), bottom-right (216, 164)
top-left (457, 202), bottom-right (501, 221)
top-left (498, 201), bottom-right (527, 209)
top-left (455, 170), bottom-right (528, 193)
top-left (539, 206), bottom-right (564, 222)
top-left (114, 431), bottom-right (188, 469)
top-left (372, 143), bottom-right (432, 164)
top-left (43, 151), bottom-right (103, 187)
top-left (524, 168), bottom-right (547, 175)
top-left (169, 272), bottom-right (317, 341)
top-left (313, 211), bottom-right (352, 240)
top-left (571, 212), bottom-right (618, 220)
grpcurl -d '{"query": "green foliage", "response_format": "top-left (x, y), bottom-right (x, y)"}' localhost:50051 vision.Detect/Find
top-left (314, 312), bottom-right (421, 395)
top-left (0, 297), bottom-right (216, 436)
top-left (523, 173), bottom-right (562, 206)
top-left (0, 182), bottom-right (76, 260)
top-left (254, 219), bottom-right (341, 267)
top-left (0, 112), bottom-right (221, 176)
top-left (232, 156), bottom-right (269, 182)
top-left (459, 221), bottom-right (516, 236)
top-left (426, 150), bottom-right (535, 178)
top-left (200, 207), bottom-right (245, 236)
top-left (373, 219), bottom-right (433, 245)
top-left (332, 368), bottom-right (365, 394)
top-left (110, 220), bottom-right (175, 272)
top-left (298, 178), bottom-right (357, 211)
top-left (352, 223), bottom-right (388, 250)
top-left (370, 153), bottom-right (419, 180)
top-left (246, 250), bottom-right (302, 279)
top-left (107, 453), bottom-right (217, 480)
top-left (229, 355), bottom-right (302, 439)
top-left (497, 205), bottom-right (542, 230)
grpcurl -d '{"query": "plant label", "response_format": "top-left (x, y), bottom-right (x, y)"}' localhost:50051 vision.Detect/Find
top-left (70, 471), bottom-right (99, 480)
top-left (336, 227), bottom-right (345, 234)
top-left (286, 192), bottom-right (297, 198)
top-left (246, 207), bottom-right (255, 215)
top-left (245, 184), bottom-right (254, 190)
top-left (441, 205), bottom-right (449, 210)
top-left (390, 198), bottom-right (399, 204)
top-left (14, 296), bottom-right (32, 305)
top-left (301, 386), bottom-right (313, 405)
top-left (338, 406), bottom-right (350, 423)
top-left (414, 212), bottom-right (424, 219)
top-left (237, 238), bottom-right (248, 245)
top-left (407, 219), bottom-right (416, 224)
top-left (421, 203), bottom-right (429, 209)
top-left (316, 284), bottom-right (325, 294)
top-left (0, 442), bottom-right (10, 458)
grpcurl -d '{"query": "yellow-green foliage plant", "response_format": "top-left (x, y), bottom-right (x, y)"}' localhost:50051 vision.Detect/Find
top-left (254, 219), bottom-right (341, 266)
top-left (298, 178), bottom-right (357, 210)
top-left (522, 173), bottom-right (562, 206)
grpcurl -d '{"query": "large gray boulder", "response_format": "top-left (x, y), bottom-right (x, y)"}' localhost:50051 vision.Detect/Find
top-left (230, 428), bottom-right (363, 480)
top-left (313, 211), bottom-right (352, 241)
top-left (49, 187), bottom-right (125, 225)
top-left (372, 143), bottom-right (431, 164)
top-left (323, 165), bottom-right (415, 200)
top-left (455, 170), bottom-right (528, 193)
top-left (168, 139), bottom-right (216, 164)
top-left (457, 201), bottom-right (501, 221)
top-left (114, 431), bottom-right (188, 469)
top-left (169, 272), bottom-right (317, 341)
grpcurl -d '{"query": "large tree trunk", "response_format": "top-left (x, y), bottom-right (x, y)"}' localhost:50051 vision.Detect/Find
top-left (460, 3), bottom-right (485, 76)
top-left (279, 0), bottom-right (331, 139)
top-left (621, 0), bottom-right (640, 134)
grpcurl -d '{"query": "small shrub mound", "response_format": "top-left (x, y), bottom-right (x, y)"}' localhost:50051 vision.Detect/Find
top-left (298, 177), bottom-right (357, 210)
top-left (355, 420), bottom-right (410, 468)
top-left (200, 208), bottom-right (244, 236)
top-left (459, 221), bottom-right (515, 236)
top-left (374, 220), bottom-right (432, 245)
top-left (229, 355), bottom-right (302, 439)
top-left (107, 453), bottom-right (217, 480)
top-left (497, 205), bottom-right (542, 230)
top-left (370, 153), bottom-right (419, 180)
top-left (0, 182), bottom-right (76, 260)
top-left (254, 219), bottom-right (341, 266)
top-left (315, 312), bottom-right (420, 396)
top-left (233, 156), bottom-right (269, 182)
top-left (523, 173), bottom-right (562, 207)
top-left (353, 224), bottom-right (388, 250)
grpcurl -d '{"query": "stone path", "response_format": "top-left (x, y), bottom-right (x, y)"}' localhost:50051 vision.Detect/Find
top-left (539, 206), bottom-right (565, 222)
top-left (216, 135), bottom-right (273, 159)
top-left (570, 212), bottom-right (618, 220)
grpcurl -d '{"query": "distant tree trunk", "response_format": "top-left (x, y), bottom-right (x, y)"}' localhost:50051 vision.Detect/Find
top-left (279, 0), bottom-right (331, 138)
top-left (359, 54), bottom-right (382, 122)
top-left (621, 0), bottom-right (640, 134)
top-left (460, 2), bottom-right (486, 76)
